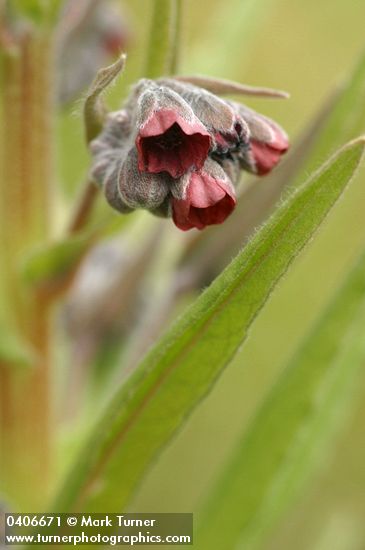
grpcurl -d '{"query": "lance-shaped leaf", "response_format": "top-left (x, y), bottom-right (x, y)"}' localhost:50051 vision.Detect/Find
top-left (196, 244), bottom-right (365, 550)
top-left (53, 138), bottom-right (365, 513)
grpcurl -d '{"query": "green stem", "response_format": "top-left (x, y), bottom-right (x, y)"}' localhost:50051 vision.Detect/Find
top-left (170, 0), bottom-right (183, 75)
top-left (0, 28), bottom-right (55, 509)
top-left (144, 0), bottom-right (183, 78)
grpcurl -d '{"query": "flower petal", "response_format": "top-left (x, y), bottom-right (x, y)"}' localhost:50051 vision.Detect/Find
top-left (172, 159), bottom-right (236, 231)
top-left (233, 103), bottom-right (289, 174)
top-left (159, 78), bottom-right (250, 154)
top-left (134, 83), bottom-right (211, 178)
top-left (250, 139), bottom-right (287, 175)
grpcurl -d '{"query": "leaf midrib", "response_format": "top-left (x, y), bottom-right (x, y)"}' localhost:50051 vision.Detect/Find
top-left (72, 166), bottom-right (339, 509)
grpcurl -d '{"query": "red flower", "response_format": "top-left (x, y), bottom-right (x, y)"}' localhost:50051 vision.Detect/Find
top-left (157, 78), bottom-right (250, 155)
top-left (90, 77), bottom-right (290, 232)
top-left (157, 79), bottom-right (288, 175)
top-left (135, 84), bottom-right (211, 178)
top-left (171, 159), bottom-right (236, 231)
top-left (250, 135), bottom-right (289, 175)
top-left (234, 104), bottom-right (289, 175)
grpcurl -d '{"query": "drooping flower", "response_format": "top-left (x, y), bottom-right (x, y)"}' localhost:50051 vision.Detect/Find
top-left (156, 79), bottom-right (288, 175)
top-left (91, 117), bottom-right (237, 230)
top-left (157, 78), bottom-right (250, 155)
top-left (133, 81), bottom-right (211, 178)
top-left (90, 76), bottom-right (290, 231)
top-left (232, 103), bottom-right (289, 175)
top-left (171, 158), bottom-right (237, 231)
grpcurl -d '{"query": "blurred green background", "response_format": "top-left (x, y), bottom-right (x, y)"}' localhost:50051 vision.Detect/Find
top-left (57, 1), bottom-right (365, 548)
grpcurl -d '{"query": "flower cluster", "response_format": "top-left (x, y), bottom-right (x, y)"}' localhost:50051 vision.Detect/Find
top-left (90, 78), bottom-right (289, 231)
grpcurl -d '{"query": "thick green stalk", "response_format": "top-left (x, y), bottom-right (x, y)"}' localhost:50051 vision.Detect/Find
top-left (0, 28), bottom-right (55, 509)
top-left (169, 0), bottom-right (183, 74)
top-left (144, 0), bottom-right (182, 78)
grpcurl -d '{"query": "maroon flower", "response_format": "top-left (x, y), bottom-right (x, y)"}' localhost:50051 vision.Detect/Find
top-left (250, 131), bottom-right (289, 175)
top-left (90, 76), bottom-right (290, 232)
top-left (157, 79), bottom-right (288, 175)
top-left (90, 112), bottom-right (170, 213)
top-left (171, 159), bottom-right (236, 231)
top-left (233, 104), bottom-right (289, 175)
top-left (134, 83), bottom-right (211, 178)
top-left (157, 78), bottom-right (250, 155)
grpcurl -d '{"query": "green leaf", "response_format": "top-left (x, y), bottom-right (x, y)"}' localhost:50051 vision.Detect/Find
top-left (21, 234), bottom-right (92, 286)
top-left (144, 0), bottom-right (182, 78)
top-left (53, 138), bottom-right (365, 513)
top-left (196, 244), bottom-right (365, 550)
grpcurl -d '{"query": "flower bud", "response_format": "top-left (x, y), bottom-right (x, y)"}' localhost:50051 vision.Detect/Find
top-left (91, 138), bottom-right (171, 215)
top-left (90, 111), bottom-right (131, 185)
top-left (117, 149), bottom-right (171, 210)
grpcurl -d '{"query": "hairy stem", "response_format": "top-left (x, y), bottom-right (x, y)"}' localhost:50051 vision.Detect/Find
top-left (0, 27), bottom-right (55, 509)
